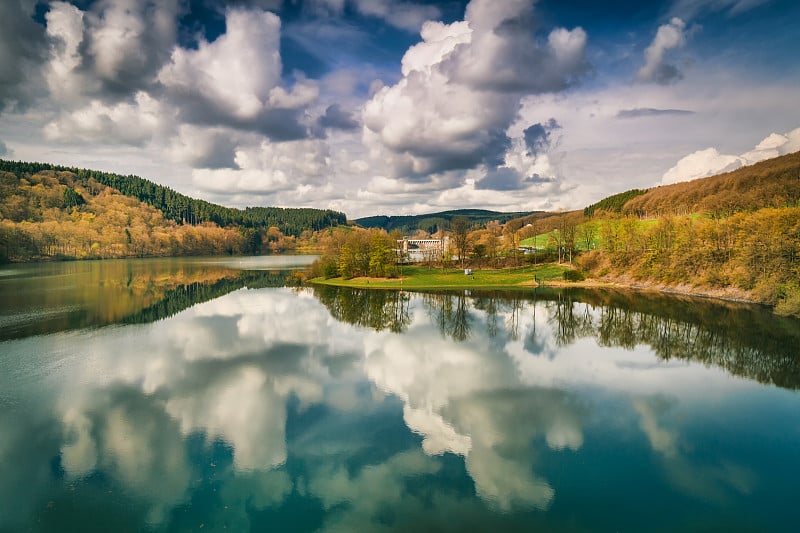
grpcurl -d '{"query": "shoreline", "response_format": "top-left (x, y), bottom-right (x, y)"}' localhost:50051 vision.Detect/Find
top-left (307, 266), bottom-right (765, 308)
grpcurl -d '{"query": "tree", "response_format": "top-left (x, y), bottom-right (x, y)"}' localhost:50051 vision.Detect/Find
top-left (63, 187), bottom-right (86, 209)
top-left (368, 230), bottom-right (396, 278)
top-left (504, 224), bottom-right (520, 266)
top-left (451, 216), bottom-right (471, 268)
top-left (559, 214), bottom-right (577, 264)
top-left (576, 220), bottom-right (597, 251)
top-left (485, 220), bottom-right (501, 266)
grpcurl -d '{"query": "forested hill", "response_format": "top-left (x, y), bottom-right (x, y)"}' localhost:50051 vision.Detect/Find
top-left (356, 209), bottom-right (537, 233)
top-left (583, 189), bottom-right (648, 217)
top-left (0, 160), bottom-right (346, 236)
top-left (604, 151), bottom-right (800, 217)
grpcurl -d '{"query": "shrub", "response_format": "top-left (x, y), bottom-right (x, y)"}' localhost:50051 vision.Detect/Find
top-left (563, 269), bottom-right (585, 282)
top-left (775, 283), bottom-right (800, 317)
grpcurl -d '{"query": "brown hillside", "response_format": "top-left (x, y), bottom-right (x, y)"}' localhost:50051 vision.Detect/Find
top-left (622, 151), bottom-right (800, 217)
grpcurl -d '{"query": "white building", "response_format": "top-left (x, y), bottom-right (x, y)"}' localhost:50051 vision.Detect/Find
top-left (397, 236), bottom-right (450, 263)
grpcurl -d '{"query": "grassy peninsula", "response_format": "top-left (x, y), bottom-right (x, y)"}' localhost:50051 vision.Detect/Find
top-left (309, 264), bottom-right (574, 290)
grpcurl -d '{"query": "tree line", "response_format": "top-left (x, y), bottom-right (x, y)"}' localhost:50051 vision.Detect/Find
top-left (309, 226), bottom-right (401, 279)
top-left (355, 208), bottom-right (535, 234)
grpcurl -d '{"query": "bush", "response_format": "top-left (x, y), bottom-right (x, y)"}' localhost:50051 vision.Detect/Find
top-left (563, 269), bottom-right (585, 282)
top-left (308, 255), bottom-right (340, 279)
top-left (775, 283), bottom-right (800, 317)
top-left (285, 270), bottom-right (306, 286)
top-left (322, 256), bottom-right (340, 278)
top-left (576, 249), bottom-right (602, 272)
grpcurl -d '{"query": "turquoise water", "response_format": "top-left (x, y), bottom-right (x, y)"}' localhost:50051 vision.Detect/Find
top-left (1, 258), bottom-right (799, 532)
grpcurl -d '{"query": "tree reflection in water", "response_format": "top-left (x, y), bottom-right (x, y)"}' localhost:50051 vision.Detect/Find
top-left (313, 286), bottom-right (800, 390)
top-left (3, 277), bottom-right (799, 531)
top-left (312, 286), bottom-right (412, 333)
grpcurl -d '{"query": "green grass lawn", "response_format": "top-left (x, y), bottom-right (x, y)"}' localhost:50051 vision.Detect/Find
top-left (519, 229), bottom-right (599, 251)
top-left (519, 232), bottom-right (554, 249)
top-left (309, 264), bottom-right (571, 289)
top-left (520, 218), bottom-right (666, 251)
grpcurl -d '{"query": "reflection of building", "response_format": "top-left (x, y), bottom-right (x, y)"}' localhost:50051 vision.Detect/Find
top-left (397, 237), bottom-right (450, 263)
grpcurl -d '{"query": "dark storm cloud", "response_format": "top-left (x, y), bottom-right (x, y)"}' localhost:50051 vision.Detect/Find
top-left (523, 118), bottom-right (560, 156)
top-left (258, 108), bottom-right (312, 141)
top-left (617, 107), bottom-right (694, 119)
top-left (195, 139), bottom-right (238, 169)
top-left (46, 0), bottom-right (184, 101)
top-left (475, 167), bottom-right (559, 191)
top-left (318, 104), bottom-right (359, 130)
top-left (441, 5), bottom-right (590, 94)
top-left (0, 0), bottom-right (46, 110)
top-left (482, 128), bottom-right (513, 168)
top-left (524, 173), bottom-right (557, 185)
top-left (171, 94), bottom-right (311, 141)
top-left (412, 128), bottom-right (511, 178)
top-left (475, 167), bottom-right (523, 191)
top-left (0, 140), bottom-right (11, 157)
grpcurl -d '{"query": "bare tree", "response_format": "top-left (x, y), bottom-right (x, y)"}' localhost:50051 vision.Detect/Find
top-left (451, 216), bottom-right (471, 268)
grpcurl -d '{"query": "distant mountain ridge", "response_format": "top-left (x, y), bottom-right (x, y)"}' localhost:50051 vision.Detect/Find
top-left (355, 209), bottom-right (539, 233)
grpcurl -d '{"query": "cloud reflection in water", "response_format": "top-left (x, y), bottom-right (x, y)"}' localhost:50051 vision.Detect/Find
top-left (0, 286), bottom-right (793, 530)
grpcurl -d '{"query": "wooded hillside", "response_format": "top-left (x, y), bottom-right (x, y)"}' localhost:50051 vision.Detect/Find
top-left (0, 169), bottom-right (255, 261)
top-left (0, 160), bottom-right (346, 237)
top-left (559, 151), bottom-right (800, 316)
top-left (621, 151), bottom-right (800, 217)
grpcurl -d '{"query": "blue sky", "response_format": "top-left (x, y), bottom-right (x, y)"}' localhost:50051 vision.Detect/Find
top-left (1, 0), bottom-right (798, 218)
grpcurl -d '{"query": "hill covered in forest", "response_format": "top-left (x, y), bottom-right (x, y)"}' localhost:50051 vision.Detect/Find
top-left (0, 160), bottom-right (345, 236)
top-left (0, 160), bottom-right (346, 262)
top-left (568, 151), bottom-right (800, 316)
top-left (583, 151), bottom-right (800, 218)
top-left (355, 208), bottom-right (538, 233)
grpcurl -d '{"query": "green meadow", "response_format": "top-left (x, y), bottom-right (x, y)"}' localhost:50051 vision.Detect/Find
top-left (309, 264), bottom-right (571, 289)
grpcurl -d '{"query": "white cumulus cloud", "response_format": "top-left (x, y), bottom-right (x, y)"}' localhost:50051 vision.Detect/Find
top-left (158, 9), bottom-right (282, 122)
top-left (192, 138), bottom-right (331, 196)
top-left (362, 0), bottom-right (588, 180)
top-left (661, 147), bottom-right (741, 184)
top-left (661, 126), bottom-right (800, 184)
top-left (44, 91), bottom-right (173, 145)
top-left (44, 1), bottom-right (87, 104)
top-left (638, 17), bottom-right (687, 84)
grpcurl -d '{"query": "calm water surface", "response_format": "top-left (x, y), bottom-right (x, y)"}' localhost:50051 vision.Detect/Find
top-left (1, 257), bottom-right (799, 532)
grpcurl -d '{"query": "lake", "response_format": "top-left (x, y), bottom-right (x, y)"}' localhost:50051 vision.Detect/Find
top-left (1, 257), bottom-right (799, 532)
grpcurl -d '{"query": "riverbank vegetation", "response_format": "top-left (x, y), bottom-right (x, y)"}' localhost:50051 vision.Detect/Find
top-left (311, 152), bottom-right (800, 316)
